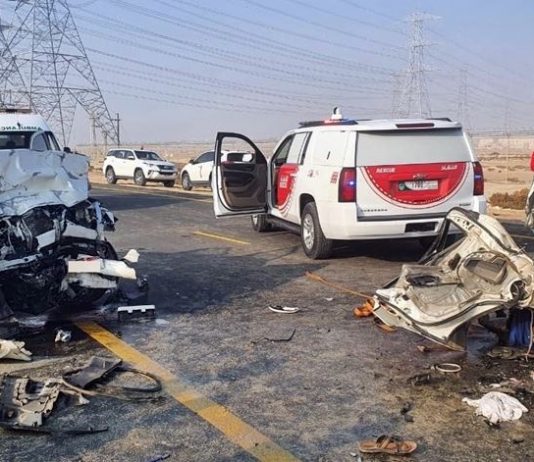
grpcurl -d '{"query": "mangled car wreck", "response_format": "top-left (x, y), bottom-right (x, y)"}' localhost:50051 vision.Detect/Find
top-left (373, 208), bottom-right (534, 351)
top-left (0, 112), bottom-right (138, 325)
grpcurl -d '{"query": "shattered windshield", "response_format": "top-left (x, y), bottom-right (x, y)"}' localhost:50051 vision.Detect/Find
top-left (0, 131), bottom-right (32, 149)
top-left (135, 151), bottom-right (161, 161)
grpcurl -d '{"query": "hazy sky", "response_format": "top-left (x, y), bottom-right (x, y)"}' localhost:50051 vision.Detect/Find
top-left (65, 0), bottom-right (534, 145)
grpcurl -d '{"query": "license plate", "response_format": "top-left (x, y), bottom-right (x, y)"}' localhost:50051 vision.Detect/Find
top-left (401, 180), bottom-right (439, 191)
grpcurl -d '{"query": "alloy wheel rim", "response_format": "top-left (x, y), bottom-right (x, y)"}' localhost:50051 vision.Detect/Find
top-left (303, 214), bottom-right (315, 249)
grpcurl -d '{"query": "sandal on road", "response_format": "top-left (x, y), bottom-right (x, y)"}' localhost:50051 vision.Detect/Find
top-left (358, 435), bottom-right (417, 455)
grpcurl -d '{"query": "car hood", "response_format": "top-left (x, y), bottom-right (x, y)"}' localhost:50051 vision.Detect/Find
top-left (0, 148), bottom-right (89, 216)
top-left (373, 208), bottom-right (534, 350)
top-left (141, 160), bottom-right (175, 168)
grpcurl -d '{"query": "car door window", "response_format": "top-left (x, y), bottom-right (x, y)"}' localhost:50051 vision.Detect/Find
top-left (273, 136), bottom-right (293, 166)
top-left (31, 133), bottom-right (48, 152)
top-left (286, 132), bottom-right (309, 164)
top-left (197, 151), bottom-right (214, 163)
top-left (125, 151), bottom-right (135, 160)
top-left (114, 151), bottom-right (123, 159)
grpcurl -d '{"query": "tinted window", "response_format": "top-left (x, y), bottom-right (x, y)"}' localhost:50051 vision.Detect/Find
top-left (135, 151), bottom-right (161, 161)
top-left (196, 151), bottom-right (214, 163)
top-left (31, 133), bottom-right (48, 151)
top-left (273, 136), bottom-right (293, 163)
top-left (125, 151), bottom-right (135, 160)
top-left (46, 132), bottom-right (60, 151)
top-left (0, 131), bottom-right (32, 149)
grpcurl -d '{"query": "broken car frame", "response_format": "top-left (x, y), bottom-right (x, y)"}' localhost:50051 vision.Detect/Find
top-left (373, 208), bottom-right (534, 350)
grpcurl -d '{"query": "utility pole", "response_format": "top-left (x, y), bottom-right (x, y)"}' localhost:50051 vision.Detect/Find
top-left (115, 113), bottom-right (121, 147)
top-left (504, 100), bottom-right (511, 184)
top-left (0, 0), bottom-right (118, 145)
top-left (90, 114), bottom-right (97, 158)
top-left (397, 12), bottom-right (438, 118)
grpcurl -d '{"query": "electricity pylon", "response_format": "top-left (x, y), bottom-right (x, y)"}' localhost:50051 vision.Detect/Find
top-left (0, 0), bottom-right (118, 145)
top-left (397, 12), bottom-right (438, 118)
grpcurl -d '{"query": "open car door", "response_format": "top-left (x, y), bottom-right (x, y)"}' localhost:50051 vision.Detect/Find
top-left (213, 132), bottom-right (268, 217)
top-left (373, 208), bottom-right (534, 350)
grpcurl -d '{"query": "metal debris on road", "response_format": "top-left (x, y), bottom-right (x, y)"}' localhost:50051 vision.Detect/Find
top-left (0, 340), bottom-right (32, 361)
top-left (268, 305), bottom-right (300, 314)
top-left (117, 305), bottom-right (156, 322)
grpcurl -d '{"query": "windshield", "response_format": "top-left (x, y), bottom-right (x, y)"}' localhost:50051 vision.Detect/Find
top-left (135, 151), bottom-right (161, 161)
top-left (0, 131), bottom-right (33, 149)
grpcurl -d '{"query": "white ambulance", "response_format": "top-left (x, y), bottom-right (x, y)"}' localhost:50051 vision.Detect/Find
top-left (213, 109), bottom-right (486, 259)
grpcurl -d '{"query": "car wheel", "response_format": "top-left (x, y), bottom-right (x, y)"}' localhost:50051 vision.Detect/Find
top-left (105, 167), bottom-right (117, 184)
top-left (163, 180), bottom-right (175, 188)
top-left (182, 172), bottom-right (193, 191)
top-left (134, 168), bottom-right (146, 186)
top-left (251, 214), bottom-right (271, 232)
top-left (301, 202), bottom-right (333, 259)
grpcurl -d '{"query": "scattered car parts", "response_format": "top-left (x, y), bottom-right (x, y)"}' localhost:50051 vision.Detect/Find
top-left (373, 208), bottom-right (534, 351)
top-left (0, 340), bottom-right (32, 361)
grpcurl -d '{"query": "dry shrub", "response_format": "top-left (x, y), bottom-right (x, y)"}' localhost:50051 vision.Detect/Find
top-left (490, 188), bottom-right (529, 209)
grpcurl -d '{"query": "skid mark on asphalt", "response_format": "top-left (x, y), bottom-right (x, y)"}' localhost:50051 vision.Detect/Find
top-left (76, 321), bottom-right (300, 462)
top-left (193, 230), bottom-right (251, 246)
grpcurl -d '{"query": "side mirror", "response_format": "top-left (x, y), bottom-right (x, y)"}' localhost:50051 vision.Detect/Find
top-left (530, 151), bottom-right (534, 172)
top-left (63, 146), bottom-right (72, 154)
top-left (189, 158), bottom-right (195, 164)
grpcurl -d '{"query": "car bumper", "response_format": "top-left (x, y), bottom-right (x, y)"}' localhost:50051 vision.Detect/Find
top-left (146, 171), bottom-right (177, 181)
top-left (318, 197), bottom-right (487, 240)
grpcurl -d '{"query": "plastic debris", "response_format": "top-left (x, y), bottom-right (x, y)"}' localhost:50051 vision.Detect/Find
top-left (268, 305), bottom-right (300, 314)
top-left (55, 329), bottom-right (72, 343)
top-left (117, 305), bottom-right (156, 322)
top-left (463, 391), bottom-right (528, 424)
top-left (0, 340), bottom-right (32, 361)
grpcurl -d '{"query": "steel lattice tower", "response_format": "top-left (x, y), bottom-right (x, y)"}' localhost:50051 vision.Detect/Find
top-left (397, 12), bottom-right (438, 118)
top-left (0, 0), bottom-right (118, 145)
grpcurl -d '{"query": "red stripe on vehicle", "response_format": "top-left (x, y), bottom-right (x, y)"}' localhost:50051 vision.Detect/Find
top-left (362, 162), bottom-right (468, 208)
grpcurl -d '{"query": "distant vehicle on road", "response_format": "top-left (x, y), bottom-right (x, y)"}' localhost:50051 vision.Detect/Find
top-left (180, 150), bottom-right (251, 191)
top-left (103, 149), bottom-right (177, 187)
top-left (212, 108), bottom-right (487, 259)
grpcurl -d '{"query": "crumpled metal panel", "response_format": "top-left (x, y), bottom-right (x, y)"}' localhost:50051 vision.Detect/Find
top-left (0, 149), bottom-right (89, 217)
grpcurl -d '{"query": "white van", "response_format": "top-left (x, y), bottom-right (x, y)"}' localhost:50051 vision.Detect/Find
top-left (213, 110), bottom-right (487, 259)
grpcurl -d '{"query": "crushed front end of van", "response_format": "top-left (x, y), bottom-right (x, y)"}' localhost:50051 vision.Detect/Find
top-left (373, 208), bottom-right (534, 350)
top-left (0, 148), bottom-right (138, 321)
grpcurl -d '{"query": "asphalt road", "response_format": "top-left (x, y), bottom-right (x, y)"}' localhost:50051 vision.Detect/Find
top-left (2, 184), bottom-right (534, 462)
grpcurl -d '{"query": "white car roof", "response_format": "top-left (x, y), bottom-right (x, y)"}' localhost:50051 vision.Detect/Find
top-left (291, 118), bottom-right (461, 135)
top-left (0, 112), bottom-right (51, 132)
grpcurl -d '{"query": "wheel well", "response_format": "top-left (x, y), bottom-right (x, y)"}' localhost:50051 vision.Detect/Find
top-left (299, 194), bottom-right (315, 218)
top-left (105, 165), bottom-right (114, 173)
top-left (134, 167), bottom-right (143, 174)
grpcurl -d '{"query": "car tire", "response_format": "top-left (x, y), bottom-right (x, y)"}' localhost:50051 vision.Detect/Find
top-left (105, 167), bottom-right (117, 184)
top-left (251, 214), bottom-right (271, 232)
top-left (182, 172), bottom-right (193, 191)
top-left (134, 168), bottom-right (146, 186)
top-left (301, 202), bottom-right (333, 259)
top-left (163, 180), bottom-right (175, 188)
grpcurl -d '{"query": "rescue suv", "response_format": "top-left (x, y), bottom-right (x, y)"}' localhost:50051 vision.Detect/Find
top-left (212, 109), bottom-right (487, 259)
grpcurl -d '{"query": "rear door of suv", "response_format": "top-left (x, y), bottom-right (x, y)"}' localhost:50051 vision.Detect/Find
top-left (355, 126), bottom-right (481, 223)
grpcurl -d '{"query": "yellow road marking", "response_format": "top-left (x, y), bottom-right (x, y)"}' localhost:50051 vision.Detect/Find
top-left (75, 321), bottom-right (300, 462)
top-left (95, 184), bottom-right (212, 203)
top-left (193, 230), bottom-right (251, 245)
top-left (512, 234), bottom-right (534, 242)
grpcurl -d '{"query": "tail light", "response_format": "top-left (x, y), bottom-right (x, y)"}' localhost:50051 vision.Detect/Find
top-left (473, 161), bottom-right (484, 196)
top-left (339, 168), bottom-right (356, 202)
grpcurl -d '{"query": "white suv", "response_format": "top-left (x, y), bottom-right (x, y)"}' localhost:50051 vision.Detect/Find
top-left (181, 150), bottom-right (251, 191)
top-left (212, 109), bottom-right (487, 259)
top-left (103, 149), bottom-right (177, 187)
